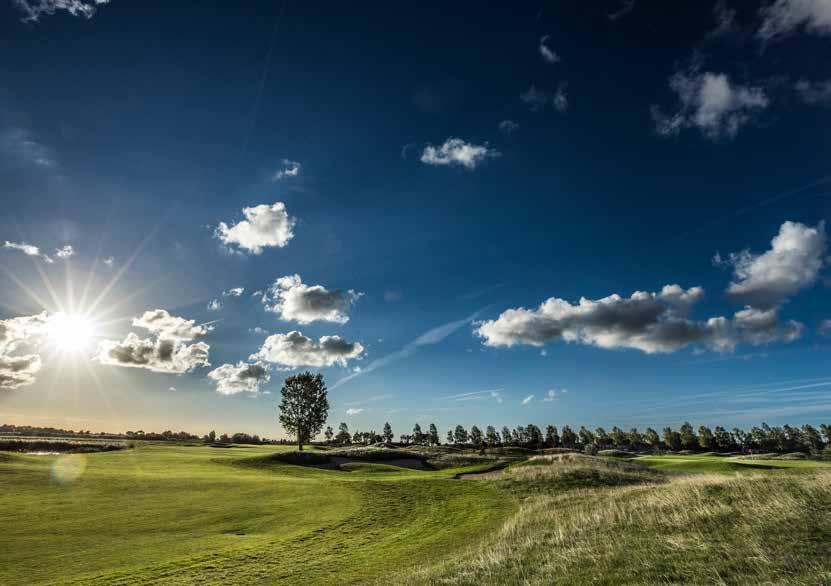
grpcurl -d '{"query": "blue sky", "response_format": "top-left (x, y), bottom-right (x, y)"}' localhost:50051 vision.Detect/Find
top-left (1, 0), bottom-right (830, 438)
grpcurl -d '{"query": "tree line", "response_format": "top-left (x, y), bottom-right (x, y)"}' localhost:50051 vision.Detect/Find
top-left (318, 420), bottom-right (831, 455)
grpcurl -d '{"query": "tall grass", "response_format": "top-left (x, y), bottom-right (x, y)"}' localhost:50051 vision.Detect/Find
top-left (401, 456), bottom-right (831, 585)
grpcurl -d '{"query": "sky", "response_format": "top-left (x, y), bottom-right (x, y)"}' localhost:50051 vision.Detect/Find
top-left (1, 0), bottom-right (830, 439)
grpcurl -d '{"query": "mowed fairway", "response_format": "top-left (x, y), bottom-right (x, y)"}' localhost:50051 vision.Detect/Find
top-left (0, 444), bottom-right (514, 585)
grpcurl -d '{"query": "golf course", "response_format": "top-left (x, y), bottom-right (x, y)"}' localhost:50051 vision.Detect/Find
top-left (2, 443), bottom-right (830, 585)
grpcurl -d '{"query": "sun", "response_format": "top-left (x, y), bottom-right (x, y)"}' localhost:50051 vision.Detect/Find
top-left (46, 313), bottom-right (96, 353)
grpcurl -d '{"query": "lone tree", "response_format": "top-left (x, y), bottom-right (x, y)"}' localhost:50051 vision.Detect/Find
top-left (278, 372), bottom-right (329, 451)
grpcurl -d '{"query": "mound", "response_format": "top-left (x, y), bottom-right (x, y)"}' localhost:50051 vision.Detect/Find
top-left (538, 447), bottom-right (579, 455)
top-left (597, 449), bottom-right (638, 458)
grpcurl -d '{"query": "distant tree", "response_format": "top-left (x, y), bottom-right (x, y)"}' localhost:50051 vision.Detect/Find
top-left (698, 426), bottom-right (715, 451)
top-left (454, 425), bottom-right (469, 444)
top-left (820, 424), bottom-right (831, 445)
top-left (578, 426), bottom-right (594, 447)
top-left (525, 424), bottom-right (542, 448)
top-left (412, 423), bottom-right (424, 445)
top-left (732, 428), bottom-right (750, 452)
top-left (609, 426), bottom-right (627, 448)
top-left (679, 422), bottom-right (697, 450)
top-left (662, 427), bottom-right (681, 451)
top-left (643, 427), bottom-right (660, 450)
top-left (470, 425), bottom-right (483, 446)
top-left (382, 422), bottom-right (394, 443)
top-left (802, 424), bottom-right (824, 453)
top-left (336, 422), bottom-right (351, 444)
top-left (560, 425), bottom-right (577, 448)
top-left (429, 423), bottom-right (440, 445)
top-left (501, 426), bottom-right (513, 446)
top-left (207, 430), bottom-right (216, 443)
top-left (219, 433), bottom-right (230, 443)
top-left (400, 434), bottom-right (411, 445)
top-left (324, 426), bottom-right (334, 443)
top-left (511, 428), bottom-right (521, 444)
top-left (485, 425), bottom-right (499, 446)
top-left (713, 426), bottom-right (732, 451)
top-left (594, 427), bottom-right (610, 449)
top-left (545, 425), bottom-right (560, 448)
top-left (278, 372), bottom-right (329, 451)
top-left (446, 430), bottom-right (454, 444)
top-left (628, 428), bottom-right (643, 449)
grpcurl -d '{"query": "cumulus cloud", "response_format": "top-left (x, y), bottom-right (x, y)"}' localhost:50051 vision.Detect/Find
top-left (757, 0), bottom-right (831, 43)
top-left (250, 331), bottom-right (364, 368)
top-left (55, 245), bottom-right (74, 259)
top-left (521, 84), bottom-right (568, 112)
top-left (96, 334), bottom-right (210, 374)
top-left (207, 362), bottom-right (270, 394)
top-left (498, 119), bottom-right (519, 134)
top-left (652, 70), bottom-right (768, 140)
top-left (346, 407), bottom-right (364, 416)
top-left (732, 306), bottom-right (804, 344)
top-left (475, 284), bottom-right (800, 355)
top-left (722, 221), bottom-right (826, 309)
top-left (132, 309), bottom-right (212, 341)
top-left (223, 287), bottom-right (245, 297)
top-left (3, 241), bottom-right (53, 263)
top-left (0, 312), bottom-right (49, 389)
top-left (420, 138), bottom-right (499, 170)
top-left (215, 201), bottom-right (296, 254)
top-left (263, 274), bottom-right (362, 324)
top-left (13, 0), bottom-right (110, 22)
top-left (521, 394), bottom-right (534, 405)
top-left (273, 159), bottom-right (301, 180)
top-left (539, 35), bottom-right (560, 64)
top-left (795, 78), bottom-right (831, 105)
top-left (206, 299), bottom-right (222, 311)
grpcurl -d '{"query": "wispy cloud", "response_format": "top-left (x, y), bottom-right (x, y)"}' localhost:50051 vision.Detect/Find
top-left (442, 389), bottom-right (503, 403)
top-left (521, 394), bottom-right (535, 405)
top-left (273, 159), bottom-right (301, 180)
top-left (12, 0), bottom-right (111, 22)
top-left (345, 407), bottom-right (364, 416)
top-left (538, 35), bottom-right (560, 64)
top-left (420, 138), bottom-right (499, 170)
top-left (332, 310), bottom-right (481, 389)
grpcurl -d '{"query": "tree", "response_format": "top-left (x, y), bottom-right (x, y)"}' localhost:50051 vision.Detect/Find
top-left (679, 422), bottom-right (697, 450)
top-left (644, 427), bottom-right (660, 450)
top-left (324, 426), bottom-right (334, 443)
top-left (560, 425), bottom-right (577, 448)
top-left (713, 426), bottom-right (732, 451)
top-left (429, 423), bottom-right (440, 445)
top-left (412, 423), bottom-right (424, 445)
top-left (698, 425), bottom-right (715, 451)
top-left (485, 425), bottom-right (499, 446)
top-left (609, 426), bottom-right (627, 447)
top-left (820, 424), bottom-right (831, 445)
top-left (336, 422), bottom-right (351, 444)
top-left (802, 424), bottom-right (824, 454)
top-left (628, 428), bottom-right (643, 449)
top-left (278, 372), bottom-right (329, 450)
top-left (446, 430), bottom-right (454, 444)
top-left (207, 430), bottom-right (216, 443)
top-left (662, 427), bottom-right (681, 451)
top-left (454, 425), bottom-right (468, 444)
top-left (579, 426), bottom-right (595, 447)
top-left (545, 425), bottom-right (560, 448)
top-left (470, 425), bottom-right (483, 446)
top-left (382, 422), bottom-right (394, 443)
top-left (594, 427), bottom-right (610, 449)
top-left (501, 426), bottom-right (513, 445)
top-left (527, 424), bottom-right (543, 448)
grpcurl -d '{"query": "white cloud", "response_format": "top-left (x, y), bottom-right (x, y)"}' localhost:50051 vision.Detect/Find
top-left (249, 326), bottom-right (269, 335)
top-left (757, 0), bottom-right (831, 42)
top-left (475, 284), bottom-right (801, 355)
top-left (539, 35), bottom-right (560, 64)
top-left (498, 120), bottom-right (519, 134)
top-left (55, 245), bottom-right (74, 259)
top-left (263, 274), bottom-right (362, 324)
top-left (420, 138), bottom-right (499, 170)
top-left (215, 201), bottom-right (296, 254)
top-left (3, 241), bottom-right (53, 263)
top-left (250, 331), bottom-right (364, 368)
top-left (607, 0), bottom-right (635, 21)
top-left (12, 0), bottom-right (110, 22)
top-left (207, 362), bottom-right (270, 395)
top-left (795, 78), bottom-right (831, 104)
top-left (169, 386), bottom-right (176, 392)
top-left (132, 309), bottom-right (213, 341)
top-left (223, 287), bottom-right (245, 297)
top-left (443, 389), bottom-right (503, 403)
top-left (346, 407), bottom-right (364, 416)
top-left (542, 388), bottom-right (562, 402)
top-left (521, 394), bottom-right (534, 405)
top-left (206, 299), bottom-right (222, 311)
top-left (273, 159), bottom-right (301, 180)
top-left (96, 334), bottom-right (210, 374)
top-left (103, 256), bottom-right (115, 267)
top-left (521, 84), bottom-right (568, 113)
top-left (723, 221), bottom-right (826, 309)
top-left (732, 306), bottom-right (803, 345)
top-left (652, 70), bottom-right (769, 140)
top-left (0, 312), bottom-right (49, 389)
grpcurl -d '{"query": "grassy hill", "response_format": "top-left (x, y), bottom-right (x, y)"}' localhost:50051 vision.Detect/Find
top-left (1, 445), bottom-right (829, 584)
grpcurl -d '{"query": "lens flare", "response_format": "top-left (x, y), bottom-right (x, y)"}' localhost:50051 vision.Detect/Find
top-left (50, 454), bottom-right (87, 484)
top-left (46, 313), bottom-right (95, 353)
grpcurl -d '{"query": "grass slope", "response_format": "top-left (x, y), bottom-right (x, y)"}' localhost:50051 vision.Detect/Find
top-left (0, 444), bottom-right (513, 585)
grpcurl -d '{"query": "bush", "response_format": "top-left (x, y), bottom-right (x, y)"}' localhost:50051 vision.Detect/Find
top-left (583, 443), bottom-right (598, 456)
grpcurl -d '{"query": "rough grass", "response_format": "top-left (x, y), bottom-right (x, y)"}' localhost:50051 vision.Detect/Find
top-left (403, 459), bottom-right (831, 585)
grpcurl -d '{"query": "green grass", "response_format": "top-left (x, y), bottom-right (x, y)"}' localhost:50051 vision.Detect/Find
top-left (0, 443), bottom-right (513, 585)
top-left (633, 453), bottom-right (831, 474)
